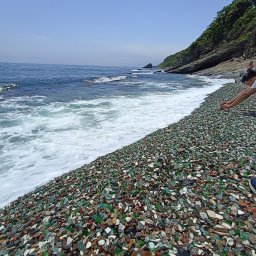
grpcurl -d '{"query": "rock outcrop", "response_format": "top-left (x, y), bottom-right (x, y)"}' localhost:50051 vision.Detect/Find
top-left (168, 42), bottom-right (246, 74)
top-left (143, 63), bottom-right (153, 68)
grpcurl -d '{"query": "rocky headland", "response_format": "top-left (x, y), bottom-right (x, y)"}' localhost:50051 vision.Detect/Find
top-left (159, 0), bottom-right (256, 75)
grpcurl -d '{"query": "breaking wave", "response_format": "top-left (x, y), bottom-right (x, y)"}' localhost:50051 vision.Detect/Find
top-left (0, 83), bottom-right (18, 93)
top-left (88, 75), bottom-right (127, 83)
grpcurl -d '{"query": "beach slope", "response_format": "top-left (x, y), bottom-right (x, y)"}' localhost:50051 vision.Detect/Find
top-left (1, 83), bottom-right (256, 255)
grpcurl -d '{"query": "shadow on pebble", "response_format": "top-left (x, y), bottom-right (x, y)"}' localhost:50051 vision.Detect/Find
top-left (241, 111), bottom-right (256, 117)
top-left (177, 249), bottom-right (190, 256)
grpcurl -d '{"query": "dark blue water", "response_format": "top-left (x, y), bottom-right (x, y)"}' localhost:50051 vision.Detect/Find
top-left (0, 62), bottom-right (234, 208)
top-left (0, 62), bottom-right (206, 101)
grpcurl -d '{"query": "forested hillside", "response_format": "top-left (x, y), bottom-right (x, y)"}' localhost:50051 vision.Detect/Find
top-left (159, 0), bottom-right (256, 73)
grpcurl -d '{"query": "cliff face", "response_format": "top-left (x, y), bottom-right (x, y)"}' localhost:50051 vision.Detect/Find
top-left (159, 0), bottom-right (256, 73)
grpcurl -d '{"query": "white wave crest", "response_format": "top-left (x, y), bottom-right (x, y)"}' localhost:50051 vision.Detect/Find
top-left (0, 83), bottom-right (18, 92)
top-left (131, 72), bottom-right (154, 75)
top-left (131, 69), bottom-right (142, 72)
top-left (187, 75), bottom-right (235, 85)
top-left (91, 75), bottom-right (127, 83)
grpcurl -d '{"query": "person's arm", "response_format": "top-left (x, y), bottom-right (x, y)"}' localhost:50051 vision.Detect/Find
top-left (220, 88), bottom-right (250, 106)
top-left (220, 84), bottom-right (251, 106)
top-left (220, 96), bottom-right (238, 106)
top-left (221, 87), bottom-right (256, 110)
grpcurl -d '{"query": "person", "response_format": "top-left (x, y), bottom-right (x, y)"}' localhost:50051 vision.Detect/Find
top-left (220, 69), bottom-right (256, 109)
top-left (247, 60), bottom-right (254, 70)
top-left (220, 68), bottom-right (256, 194)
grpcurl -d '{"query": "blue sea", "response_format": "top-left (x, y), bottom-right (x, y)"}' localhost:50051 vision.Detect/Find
top-left (0, 62), bottom-right (234, 208)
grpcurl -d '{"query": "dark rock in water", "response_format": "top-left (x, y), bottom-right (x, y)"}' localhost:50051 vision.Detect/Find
top-left (143, 63), bottom-right (153, 68)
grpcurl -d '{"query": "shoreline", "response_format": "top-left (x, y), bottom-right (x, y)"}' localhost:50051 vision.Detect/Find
top-left (0, 74), bottom-right (233, 210)
top-left (1, 82), bottom-right (256, 255)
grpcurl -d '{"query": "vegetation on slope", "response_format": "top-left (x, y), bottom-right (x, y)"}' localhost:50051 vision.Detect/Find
top-left (159, 0), bottom-right (256, 70)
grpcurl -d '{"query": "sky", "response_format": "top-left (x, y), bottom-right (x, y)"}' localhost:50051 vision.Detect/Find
top-left (0, 0), bottom-right (233, 67)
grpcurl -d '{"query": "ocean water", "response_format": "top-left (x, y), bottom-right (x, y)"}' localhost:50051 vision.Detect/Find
top-left (0, 62), bottom-right (234, 208)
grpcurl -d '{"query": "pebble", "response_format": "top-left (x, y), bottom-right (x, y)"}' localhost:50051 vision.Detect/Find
top-left (226, 237), bottom-right (234, 246)
top-left (148, 242), bottom-right (155, 250)
top-left (86, 242), bottom-right (92, 249)
top-left (105, 227), bottom-right (111, 234)
top-left (98, 240), bottom-right (105, 246)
